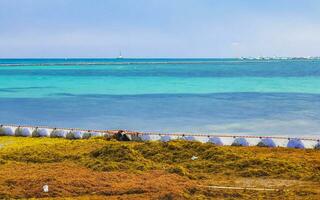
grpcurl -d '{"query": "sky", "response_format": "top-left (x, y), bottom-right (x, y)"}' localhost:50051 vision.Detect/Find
top-left (0, 0), bottom-right (320, 58)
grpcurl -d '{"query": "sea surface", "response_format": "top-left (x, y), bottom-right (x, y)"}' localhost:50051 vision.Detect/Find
top-left (0, 58), bottom-right (320, 137)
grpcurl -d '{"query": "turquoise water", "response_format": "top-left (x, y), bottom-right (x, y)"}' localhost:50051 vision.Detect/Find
top-left (0, 59), bottom-right (320, 137)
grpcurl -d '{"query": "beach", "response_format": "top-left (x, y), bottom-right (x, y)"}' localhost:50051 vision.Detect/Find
top-left (0, 136), bottom-right (319, 199)
top-left (2, 0), bottom-right (320, 199)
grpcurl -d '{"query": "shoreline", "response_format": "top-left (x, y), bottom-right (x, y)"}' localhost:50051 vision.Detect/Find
top-left (1, 123), bottom-right (319, 149)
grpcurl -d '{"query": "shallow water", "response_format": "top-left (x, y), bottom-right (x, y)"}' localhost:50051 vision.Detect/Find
top-left (0, 58), bottom-right (320, 137)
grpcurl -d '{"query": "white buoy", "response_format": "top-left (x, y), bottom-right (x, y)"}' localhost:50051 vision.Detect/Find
top-left (41, 128), bottom-right (52, 137)
top-left (140, 134), bottom-right (161, 141)
top-left (182, 135), bottom-right (207, 142)
top-left (182, 135), bottom-right (197, 141)
top-left (66, 130), bottom-right (83, 139)
top-left (160, 135), bottom-right (175, 142)
top-left (208, 137), bottom-right (224, 146)
top-left (22, 127), bottom-right (34, 137)
top-left (287, 138), bottom-right (305, 149)
top-left (14, 127), bottom-right (23, 136)
top-left (257, 138), bottom-right (277, 147)
top-left (232, 137), bottom-right (249, 146)
top-left (50, 129), bottom-right (68, 138)
top-left (196, 137), bottom-right (209, 143)
top-left (14, 127), bottom-right (33, 137)
top-left (3, 126), bottom-right (16, 136)
top-left (15, 127), bottom-right (33, 137)
top-left (32, 128), bottom-right (52, 137)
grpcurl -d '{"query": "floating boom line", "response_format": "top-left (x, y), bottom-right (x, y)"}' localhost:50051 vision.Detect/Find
top-left (0, 123), bottom-right (319, 149)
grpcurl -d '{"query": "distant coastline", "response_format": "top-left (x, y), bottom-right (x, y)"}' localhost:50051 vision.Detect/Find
top-left (1, 57), bottom-right (320, 67)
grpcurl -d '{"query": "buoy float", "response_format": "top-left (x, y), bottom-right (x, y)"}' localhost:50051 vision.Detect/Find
top-left (0, 124), bottom-right (318, 149)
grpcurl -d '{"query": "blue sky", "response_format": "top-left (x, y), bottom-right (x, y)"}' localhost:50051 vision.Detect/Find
top-left (0, 0), bottom-right (320, 58)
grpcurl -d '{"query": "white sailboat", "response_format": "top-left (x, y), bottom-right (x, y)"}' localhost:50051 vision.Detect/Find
top-left (117, 51), bottom-right (123, 59)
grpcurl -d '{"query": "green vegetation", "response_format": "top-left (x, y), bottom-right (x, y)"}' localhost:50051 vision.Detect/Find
top-left (0, 136), bottom-right (319, 199)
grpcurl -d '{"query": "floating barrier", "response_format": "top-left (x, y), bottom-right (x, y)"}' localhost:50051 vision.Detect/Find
top-left (50, 129), bottom-right (68, 138)
top-left (14, 127), bottom-right (23, 137)
top-left (3, 126), bottom-right (16, 136)
top-left (32, 128), bottom-right (52, 137)
top-left (66, 130), bottom-right (83, 139)
top-left (0, 123), bottom-right (319, 149)
top-left (15, 127), bottom-right (34, 137)
top-left (287, 138), bottom-right (305, 149)
top-left (257, 138), bottom-right (277, 147)
top-left (182, 135), bottom-right (208, 143)
top-left (160, 135), bottom-right (175, 142)
top-left (208, 137), bottom-right (224, 146)
top-left (232, 138), bottom-right (250, 146)
top-left (182, 135), bottom-right (196, 141)
top-left (140, 134), bottom-right (161, 141)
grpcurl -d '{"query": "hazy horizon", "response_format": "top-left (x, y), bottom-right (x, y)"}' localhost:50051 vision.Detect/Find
top-left (1, 0), bottom-right (320, 58)
top-left (0, 56), bottom-right (319, 59)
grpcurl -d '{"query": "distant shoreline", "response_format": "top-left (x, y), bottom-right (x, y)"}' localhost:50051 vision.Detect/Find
top-left (1, 57), bottom-right (320, 67)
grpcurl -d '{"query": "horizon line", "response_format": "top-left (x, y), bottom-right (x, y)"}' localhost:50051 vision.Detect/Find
top-left (0, 56), bottom-right (320, 59)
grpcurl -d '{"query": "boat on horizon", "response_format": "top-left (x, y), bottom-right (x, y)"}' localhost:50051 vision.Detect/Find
top-left (117, 51), bottom-right (123, 59)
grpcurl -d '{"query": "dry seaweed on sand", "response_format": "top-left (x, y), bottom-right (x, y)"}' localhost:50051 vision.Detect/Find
top-left (0, 136), bottom-right (320, 199)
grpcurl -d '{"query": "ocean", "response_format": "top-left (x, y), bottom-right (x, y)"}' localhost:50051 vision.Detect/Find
top-left (0, 58), bottom-right (320, 137)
